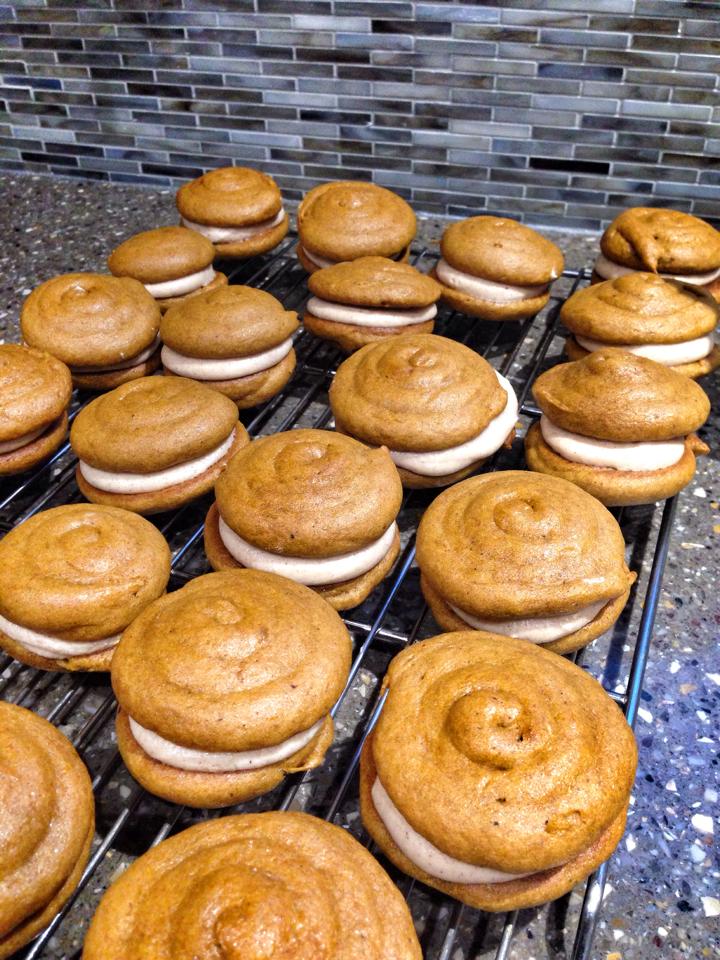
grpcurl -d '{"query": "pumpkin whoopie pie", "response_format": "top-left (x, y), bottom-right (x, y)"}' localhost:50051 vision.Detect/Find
top-left (21, 272), bottom-right (161, 390)
top-left (176, 166), bottom-right (289, 258)
top-left (330, 334), bottom-right (518, 489)
top-left (0, 504), bottom-right (170, 671)
top-left (416, 471), bottom-right (634, 654)
top-left (562, 272), bottom-right (720, 379)
top-left (525, 349), bottom-right (710, 506)
top-left (360, 631), bottom-right (637, 912)
top-left (297, 181), bottom-right (416, 273)
top-left (71, 376), bottom-right (248, 515)
top-left (83, 812), bottom-right (421, 960)
top-left (434, 216), bottom-right (564, 320)
top-left (113, 570), bottom-right (351, 808)
top-left (160, 284), bottom-right (298, 408)
top-left (108, 226), bottom-right (227, 313)
top-left (303, 256), bottom-right (441, 352)
top-left (595, 207), bottom-right (720, 300)
top-left (0, 702), bottom-right (94, 960)
top-left (0, 343), bottom-right (71, 475)
top-left (204, 429), bottom-right (403, 610)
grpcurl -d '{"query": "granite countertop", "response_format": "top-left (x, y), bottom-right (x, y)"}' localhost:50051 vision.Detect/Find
top-left (0, 173), bottom-right (718, 960)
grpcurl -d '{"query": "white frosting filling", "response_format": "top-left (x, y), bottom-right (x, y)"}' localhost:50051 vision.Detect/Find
top-left (306, 296), bottom-right (437, 329)
top-left (594, 253), bottom-right (720, 286)
top-left (540, 415), bottom-right (685, 471)
top-left (390, 373), bottom-right (517, 477)
top-left (70, 337), bottom-right (161, 375)
top-left (448, 598), bottom-right (608, 644)
top-left (575, 333), bottom-right (715, 366)
top-left (181, 208), bottom-right (285, 244)
top-left (161, 338), bottom-right (293, 381)
top-left (436, 258), bottom-right (549, 303)
top-left (218, 517), bottom-right (397, 587)
top-left (0, 425), bottom-right (47, 454)
top-left (128, 715), bottom-right (324, 773)
top-left (79, 428), bottom-right (236, 495)
top-left (144, 265), bottom-right (216, 299)
top-left (300, 246), bottom-right (337, 269)
top-left (0, 611), bottom-right (119, 659)
top-left (371, 777), bottom-right (534, 884)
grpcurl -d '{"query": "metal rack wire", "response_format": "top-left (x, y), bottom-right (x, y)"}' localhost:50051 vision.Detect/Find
top-left (1, 234), bottom-right (679, 960)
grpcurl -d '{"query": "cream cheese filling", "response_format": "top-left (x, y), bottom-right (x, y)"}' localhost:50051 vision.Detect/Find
top-left (70, 337), bottom-right (161, 375)
top-left (79, 428), bottom-right (236, 495)
top-left (0, 611), bottom-right (119, 659)
top-left (300, 246), bottom-right (337, 269)
top-left (447, 597), bottom-right (608, 644)
top-left (181, 208), bottom-right (285, 244)
top-left (0, 425), bottom-right (48, 454)
top-left (128, 715), bottom-right (325, 773)
top-left (372, 777), bottom-right (535, 884)
top-left (390, 372), bottom-right (517, 477)
top-left (302, 245), bottom-right (406, 269)
top-left (540, 415), bottom-right (685, 471)
top-left (161, 338), bottom-right (293, 381)
top-left (144, 265), bottom-right (216, 299)
top-left (436, 258), bottom-right (550, 303)
top-left (306, 296), bottom-right (437, 329)
top-left (575, 333), bottom-right (715, 366)
top-left (594, 253), bottom-right (720, 287)
top-left (218, 517), bottom-right (397, 586)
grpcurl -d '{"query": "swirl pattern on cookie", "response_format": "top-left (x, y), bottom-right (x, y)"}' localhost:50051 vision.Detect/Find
top-left (365, 631), bottom-right (636, 876)
top-left (215, 428), bottom-right (402, 556)
top-left (417, 470), bottom-right (633, 620)
top-left (330, 334), bottom-right (507, 452)
top-left (0, 702), bottom-right (94, 958)
top-left (0, 504), bottom-right (170, 644)
top-left (82, 812), bottom-right (421, 960)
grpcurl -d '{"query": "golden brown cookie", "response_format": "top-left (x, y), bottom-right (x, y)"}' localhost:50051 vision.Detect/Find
top-left (107, 226), bottom-right (227, 312)
top-left (108, 225), bottom-right (214, 284)
top-left (435, 217), bottom-right (564, 321)
top-left (526, 349), bottom-right (710, 505)
top-left (71, 376), bottom-right (247, 515)
top-left (21, 273), bottom-right (161, 390)
top-left (160, 284), bottom-right (298, 408)
top-left (533, 348), bottom-right (709, 442)
top-left (176, 166), bottom-right (289, 258)
top-left (310, 255), bottom-right (440, 308)
top-left (330, 334), bottom-right (518, 488)
top-left (0, 504), bottom-right (170, 671)
top-left (360, 630), bottom-right (637, 912)
top-left (562, 273), bottom-right (718, 345)
top-left (112, 570), bottom-right (351, 807)
top-left (206, 429), bottom-right (403, 610)
top-left (303, 256), bottom-right (441, 351)
top-left (82, 811), bottom-right (422, 960)
top-left (0, 343), bottom-right (72, 475)
top-left (297, 181), bottom-right (416, 270)
top-left (561, 273), bottom-right (720, 379)
top-left (600, 207), bottom-right (720, 275)
top-left (416, 470), bottom-right (634, 653)
top-left (0, 702), bottom-right (94, 959)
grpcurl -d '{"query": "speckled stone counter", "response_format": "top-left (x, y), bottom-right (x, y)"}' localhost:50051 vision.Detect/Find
top-left (0, 173), bottom-right (718, 960)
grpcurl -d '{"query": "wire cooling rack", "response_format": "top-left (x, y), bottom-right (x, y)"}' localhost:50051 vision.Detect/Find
top-left (1, 235), bottom-right (679, 960)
